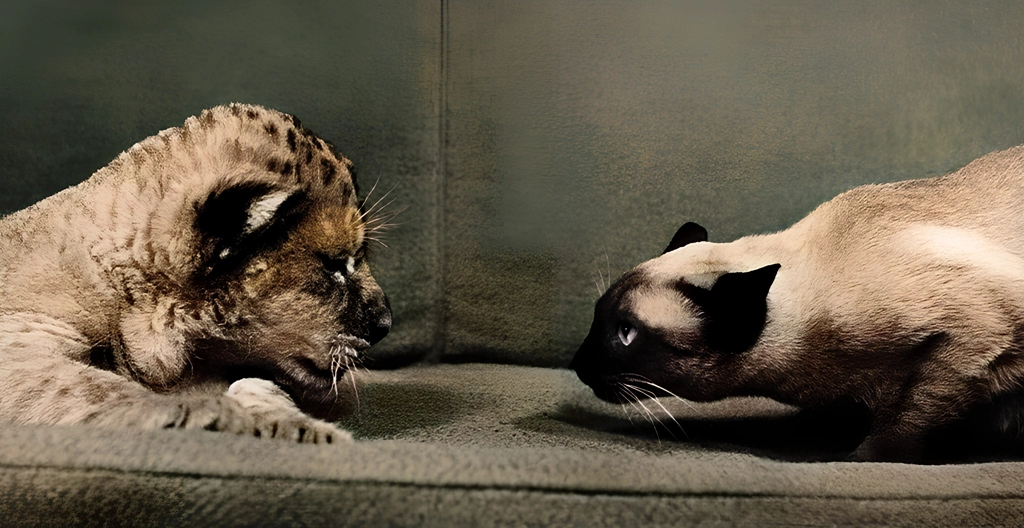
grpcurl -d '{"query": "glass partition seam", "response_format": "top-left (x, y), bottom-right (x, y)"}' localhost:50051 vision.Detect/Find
top-left (431, 0), bottom-right (450, 361)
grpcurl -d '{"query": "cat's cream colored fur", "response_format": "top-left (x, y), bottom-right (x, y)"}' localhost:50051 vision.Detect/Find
top-left (574, 145), bottom-right (1024, 461)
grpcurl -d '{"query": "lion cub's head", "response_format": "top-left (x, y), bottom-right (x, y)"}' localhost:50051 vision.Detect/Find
top-left (114, 104), bottom-right (391, 412)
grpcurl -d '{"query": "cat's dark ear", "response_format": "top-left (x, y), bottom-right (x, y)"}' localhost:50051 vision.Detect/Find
top-left (193, 181), bottom-right (305, 271)
top-left (664, 222), bottom-right (708, 254)
top-left (687, 263), bottom-right (780, 352)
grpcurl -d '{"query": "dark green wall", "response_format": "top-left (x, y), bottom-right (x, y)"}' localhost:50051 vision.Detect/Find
top-left (1, 1), bottom-right (1021, 367)
top-left (440, 0), bottom-right (1023, 365)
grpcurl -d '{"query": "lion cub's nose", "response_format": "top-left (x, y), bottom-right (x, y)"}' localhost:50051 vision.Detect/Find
top-left (366, 296), bottom-right (392, 345)
top-left (368, 314), bottom-right (391, 345)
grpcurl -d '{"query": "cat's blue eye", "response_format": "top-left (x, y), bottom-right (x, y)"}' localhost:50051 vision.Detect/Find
top-left (617, 322), bottom-right (637, 346)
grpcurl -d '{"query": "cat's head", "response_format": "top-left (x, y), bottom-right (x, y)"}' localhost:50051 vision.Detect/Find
top-left (570, 222), bottom-right (780, 403)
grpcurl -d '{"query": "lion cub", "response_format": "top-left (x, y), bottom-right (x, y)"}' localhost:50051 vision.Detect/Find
top-left (0, 104), bottom-right (391, 443)
top-left (573, 145), bottom-right (1024, 461)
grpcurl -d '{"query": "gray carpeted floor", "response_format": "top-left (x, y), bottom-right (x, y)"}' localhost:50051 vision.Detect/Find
top-left (2, 364), bottom-right (1023, 526)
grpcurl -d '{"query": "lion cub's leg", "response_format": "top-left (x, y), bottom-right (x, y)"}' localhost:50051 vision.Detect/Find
top-left (226, 378), bottom-right (352, 443)
top-left (0, 313), bottom-right (348, 444)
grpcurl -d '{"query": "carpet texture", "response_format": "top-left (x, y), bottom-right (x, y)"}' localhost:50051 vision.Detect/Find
top-left (2, 364), bottom-right (1022, 526)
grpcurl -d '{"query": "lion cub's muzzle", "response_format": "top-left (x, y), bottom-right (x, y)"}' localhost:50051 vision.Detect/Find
top-left (363, 291), bottom-right (392, 346)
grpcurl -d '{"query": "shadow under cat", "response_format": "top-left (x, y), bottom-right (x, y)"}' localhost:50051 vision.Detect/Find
top-left (549, 396), bottom-right (1024, 464)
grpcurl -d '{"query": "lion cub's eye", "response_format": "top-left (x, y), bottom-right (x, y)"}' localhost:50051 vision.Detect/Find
top-left (617, 322), bottom-right (638, 346)
top-left (318, 254), bottom-right (357, 284)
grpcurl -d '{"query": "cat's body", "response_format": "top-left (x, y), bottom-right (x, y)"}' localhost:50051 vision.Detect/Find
top-left (572, 145), bottom-right (1024, 461)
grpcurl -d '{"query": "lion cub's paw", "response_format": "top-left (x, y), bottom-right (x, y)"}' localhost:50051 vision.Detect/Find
top-left (218, 378), bottom-right (352, 444)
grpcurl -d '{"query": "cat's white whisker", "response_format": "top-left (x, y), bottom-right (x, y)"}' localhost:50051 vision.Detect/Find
top-left (622, 382), bottom-right (686, 439)
top-left (619, 402), bottom-right (637, 425)
top-left (620, 384), bottom-right (662, 442)
top-left (622, 374), bottom-right (703, 416)
top-left (603, 248), bottom-right (613, 288)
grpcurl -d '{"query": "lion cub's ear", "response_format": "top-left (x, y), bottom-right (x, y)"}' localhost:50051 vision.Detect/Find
top-left (193, 181), bottom-right (305, 271)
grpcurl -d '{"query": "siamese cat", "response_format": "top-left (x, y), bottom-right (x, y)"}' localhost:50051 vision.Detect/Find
top-left (571, 145), bottom-right (1024, 462)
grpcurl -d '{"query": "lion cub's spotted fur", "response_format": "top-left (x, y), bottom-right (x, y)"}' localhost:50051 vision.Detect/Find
top-left (0, 104), bottom-right (391, 443)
